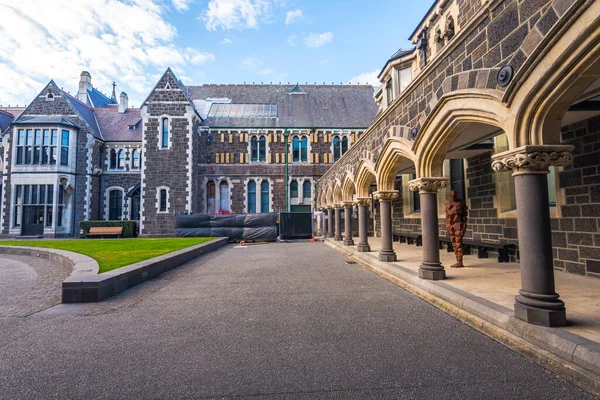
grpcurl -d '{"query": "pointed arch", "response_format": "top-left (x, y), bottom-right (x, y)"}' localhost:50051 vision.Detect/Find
top-left (354, 159), bottom-right (377, 198)
top-left (333, 180), bottom-right (343, 205)
top-left (341, 173), bottom-right (356, 202)
top-left (413, 91), bottom-right (509, 177)
top-left (375, 137), bottom-right (417, 191)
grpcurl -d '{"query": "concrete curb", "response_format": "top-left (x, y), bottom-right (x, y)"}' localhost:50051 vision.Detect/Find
top-left (0, 245), bottom-right (99, 277)
top-left (61, 237), bottom-right (229, 303)
top-left (325, 239), bottom-right (600, 396)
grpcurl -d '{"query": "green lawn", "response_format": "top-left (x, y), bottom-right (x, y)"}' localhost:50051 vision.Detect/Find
top-left (0, 238), bottom-right (214, 274)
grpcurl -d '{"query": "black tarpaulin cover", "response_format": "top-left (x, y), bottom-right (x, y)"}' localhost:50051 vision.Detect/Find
top-left (174, 213), bottom-right (278, 241)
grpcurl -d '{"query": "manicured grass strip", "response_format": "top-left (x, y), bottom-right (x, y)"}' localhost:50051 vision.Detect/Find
top-left (0, 238), bottom-right (214, 274)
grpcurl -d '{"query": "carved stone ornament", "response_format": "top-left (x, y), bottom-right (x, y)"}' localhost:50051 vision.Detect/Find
top-left (408, 177), bottom-right (448, 193)
top-left (342, 201), bottom-right (354, 208)
top-left (354, 197), bottom-right (371, 206)
top-left (491, 145), bottom-right (574, 176)
top-left (373, 190), bottom-right (399, 202)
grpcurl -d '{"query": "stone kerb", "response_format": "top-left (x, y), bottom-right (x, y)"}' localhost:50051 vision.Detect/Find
top-left (0, 245), bottom-right (99, 276)
top-left (61, 237), bottom-right (228, 303)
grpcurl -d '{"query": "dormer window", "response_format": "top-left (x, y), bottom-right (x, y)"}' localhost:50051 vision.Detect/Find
top-left (386, 79), bottom-right (394, 106)
top-left (398, 67), bottom-right (412, 93)
top-left (127, 124), bottom-right (136, 130)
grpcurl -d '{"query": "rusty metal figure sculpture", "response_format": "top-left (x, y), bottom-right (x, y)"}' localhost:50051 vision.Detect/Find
top-left (445, 190), bottom-right (468, 268)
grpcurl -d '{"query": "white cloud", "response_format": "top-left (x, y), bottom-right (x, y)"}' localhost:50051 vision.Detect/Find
top-left (285, 9), bottom-right (302, 25)
top-left (172, 0), bottom-right (194, 12)
top-left (240, 56), bottom-right (263, 70)
top-left (220, 38), bottom-right (234, 44)
top-left (257, 68), bottom-right (273, 75)
top-left (348, 70), bottom-right (380, 86)
top-left (202, 0), bottom-right (273, 31)
top-left (0, 0), bottom-right (215, 106)
top-left (303, 32), bottom-right (333, 48)
top-left (287, 34), bottom-right (297, 46)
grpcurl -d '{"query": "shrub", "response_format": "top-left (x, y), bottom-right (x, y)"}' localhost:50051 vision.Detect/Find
top-left (79, 220), bottom-right (138, 238)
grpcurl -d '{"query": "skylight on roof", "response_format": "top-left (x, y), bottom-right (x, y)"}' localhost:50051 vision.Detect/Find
top-left (207, 103), bottom-right (277, 118)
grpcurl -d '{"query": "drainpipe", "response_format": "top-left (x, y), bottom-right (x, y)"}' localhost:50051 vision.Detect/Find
top-left (284, 129), bottom-right (289, 212)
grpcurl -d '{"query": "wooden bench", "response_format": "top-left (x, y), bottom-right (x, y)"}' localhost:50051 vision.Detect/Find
top-left (439, 237), bottom-right (514, 262)
top-left (393, 231), bottom-right (422, 246)
top-left (86, 226), bottom-right (123, 239)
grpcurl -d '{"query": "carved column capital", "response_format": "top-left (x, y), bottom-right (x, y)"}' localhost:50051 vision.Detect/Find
top-left (491, 145), bottom-right (574, 176)
top-left (342, 201), bottom-right (354, 208)
top-left (373, 190), bottom-right (399, 202)
top-left (333, 203), bottom-right (342, 209)
top-left (408, 177), bottom-right (448, 193)
top-left (354, 197), bottom-right (371, 206)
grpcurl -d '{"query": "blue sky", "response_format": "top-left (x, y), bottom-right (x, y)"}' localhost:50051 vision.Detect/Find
top-left (0, 0), bottom-right (432, 107)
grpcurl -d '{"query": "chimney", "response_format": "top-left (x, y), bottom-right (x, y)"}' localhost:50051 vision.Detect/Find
top-left (119, 92), bottom-right (128, 113)
top-left (77, 71), bottom-right (92, 103)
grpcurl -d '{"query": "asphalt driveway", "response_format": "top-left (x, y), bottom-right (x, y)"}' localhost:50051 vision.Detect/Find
top-left (0, 242), bottom-right (592, 399)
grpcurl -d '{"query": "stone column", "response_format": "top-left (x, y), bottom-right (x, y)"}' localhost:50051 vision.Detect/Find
top-left (355, 197), bottom-right (371, 252)
top-left (373, 191), bottom-right (398, 262)
top-left (328, 207), bottom-right (334, 238)
top-left (492, 145), bottom-right (574, 327)
top-left (409, 178), bottom-right (448, 280)
top-left (343, 201), bottom-right (354, 246)
top-left (334, 205), bottom-right (343, 241)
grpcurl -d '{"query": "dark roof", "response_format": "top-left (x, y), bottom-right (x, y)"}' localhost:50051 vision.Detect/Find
top-left (12, 115), bottom-right (80, 129)
top-left (0, 107), bottom-right (26, 121)
top-left (94, 107), bottom-right (142, 142)
top-left (377, 48), bottom-right (416, 79)
top-left (62, 91), bottom-right (102, 139)
top-left (187, 84), bottom-right (377, 128)
top-left (87, 87), bottom-right (117, 108)
top-left (0, 109), bottom-right (14, 132)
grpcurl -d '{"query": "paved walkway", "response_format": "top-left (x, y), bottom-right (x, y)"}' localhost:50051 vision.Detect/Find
top-left (354, 237), bottom-right (600, 343)
top-left (0, 254), bottom-right (72, 317)
top-left (0, 243), bottom-right (592, 399)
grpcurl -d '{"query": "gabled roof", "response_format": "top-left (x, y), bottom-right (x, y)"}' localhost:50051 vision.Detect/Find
top-left (87, 87), bottom-right (117, 108)
top-left (141, 67), bottom-right (201, 119)
top-left (62, 90), bottom-right (102, 139)
top-left (187, 84), bottom-right (378, 128)
top-left (94, 107), bottom-right (142, 142)
top-left (377, 48), bottom-right (416, 79)
top-left (0, 109), bottom-right (14, 132)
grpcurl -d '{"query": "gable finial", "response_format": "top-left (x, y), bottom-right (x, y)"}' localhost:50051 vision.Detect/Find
top-left (110, 82), bottom-right (117, 102)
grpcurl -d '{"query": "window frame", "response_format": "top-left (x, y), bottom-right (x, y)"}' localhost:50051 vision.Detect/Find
top-left (160, 117), bottom-right (169, 149)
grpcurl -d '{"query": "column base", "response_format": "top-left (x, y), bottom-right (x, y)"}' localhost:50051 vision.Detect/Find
top-left (328, 233), bottom-right (335, 238)
top-left (514, 301), bottom-right (567, 327)
top-left (419, 263), bottom-right (446, 280)
top-left (334, 234), bottom-right (343, 241)
top-left (343, 239), bottom-right (354, 246)
top-left (357, 244), bottom-right (370, 252)
top-left (379, 251), bottom-right (397, 262)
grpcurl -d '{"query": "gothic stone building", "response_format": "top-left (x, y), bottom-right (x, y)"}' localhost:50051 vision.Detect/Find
top-left (316, 0), bottom-right (600, 327)
top-left (0, 70), bottom-right (377, 238)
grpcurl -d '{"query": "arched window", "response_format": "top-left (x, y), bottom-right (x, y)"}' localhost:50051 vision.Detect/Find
top-left (333, 136), bottom-right (341, 162)
top-left (261, 181), bottom-right (269, 212)
top-left (207, 181), bottom-right (216, 213)
top-left (341, 136), bottom-right (348, 155)
top-left (219, 181), bottom-right (229, 211)
top-left (250, 136), bottom-right (258, 162)
top-left (161, 118), bottom-right (169, 148)
top-left (247, 181), bottom-right (256, 213)
top-left (386, 79), bottom-right (394, 105)
top-left (109, 190), bottom-right (123, 220)
top-left (117, 149), bottom-right (125, 169)
top-left (292, 136), bottom-right (300, 162)
top-left (303, 181), bottom-right (311, 200)
top-left (159, 188), bottom-right (168, 212)
top-left (300, 136), bottom-right (308, 162)
top-left (258, 136), bottom-right (266, 162)
top-left (290, 180), bottom-right (298, 199)
top-left (131, 149), bottom-right (140, 169)
top-left (110, 149), bottom-right (117, 169)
